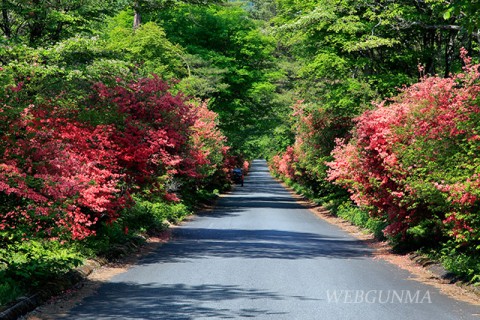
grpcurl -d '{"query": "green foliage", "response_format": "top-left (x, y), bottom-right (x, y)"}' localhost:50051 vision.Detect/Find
top-left (439, 244), bottom-right (480, 284)
top-left (402, 218), bottom-right (446, 251)
top-left (245, 0), bottom-right (277, 21)
top-left (81, 221), bottom-right (146, 260)
top-left (0, 37), bottom-right (136, 111)
top-left (336, 202), bottom-right (387, 240)
top-left (427, 0), bottom-right (480, 34)
top-left (0, 0), bottom-right (125, 46)
top-left (105, 16), bottom-right (184, 78)
top-left (176, 53), bottom-right (230, 97)
top-left (0, 240), bottom-right (83, 287)
top-left (0, 275), bottom-right (24, 306)
top-left (126, 196), bottom-right (191, 230)
top-left (157, 3), bottom-right (291, 157)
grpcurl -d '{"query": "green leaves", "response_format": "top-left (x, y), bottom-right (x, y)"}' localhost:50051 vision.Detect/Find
top-left (157, 3), bottom-right (284, 156)
top-left (1, 240), bottom-right (83, 286)
top-left (0, 0), bottom-right (125, 45)
top-left (443, 8), bottom-right (452, 20)
top-left (106, 20), bottom-right (184, 78)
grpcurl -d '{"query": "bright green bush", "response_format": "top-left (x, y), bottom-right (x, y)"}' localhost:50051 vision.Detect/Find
top-left (336, 202), bottom-right (387, 240)
top-left (126, 196), bottom-right (191, 230)
top-left (440, 245), bottom-right (480, 283)
top-left (0, 240), bottom-right (83, 287)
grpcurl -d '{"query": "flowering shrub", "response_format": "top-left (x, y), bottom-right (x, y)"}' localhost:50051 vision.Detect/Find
top-left (270, 101), bottom-right (352, 201)
top-left (328, 49), bottom-right (480, 252)
top-left (0, 111), bottom-right (124, 240)
top-left (0, 75), bottom-right (228, 242)
top-left (93, 76), bottom-right (196, 185)
top-left (271, 146), bottom-right (298, 180)
top-left (189, 101), bottom-right (227, 178)
top-left (328, 100), bottom-right (416, 237)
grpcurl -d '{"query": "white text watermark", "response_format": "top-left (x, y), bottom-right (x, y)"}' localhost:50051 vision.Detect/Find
top-left (326, 290), bottom-right (432, 304)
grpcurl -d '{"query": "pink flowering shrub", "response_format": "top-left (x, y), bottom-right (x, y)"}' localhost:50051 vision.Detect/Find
top-left (270, 146), bottom-right (298, 180)
top-left (328, 49), bottom-right (480, 250)
top-left (270, 101), bottom-right (352, 200)
top-left (189, 101), bottom-right (228, 178)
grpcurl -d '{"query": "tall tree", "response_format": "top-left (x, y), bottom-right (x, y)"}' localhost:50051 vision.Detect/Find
top-left (158, 3), bottom-right (288, 157)
top-left (131, 0), bottom-right (224, 29)
top-left (245, 0), bottom-right (277, 21)
top-left (0, 0), bottom-right (124, 46)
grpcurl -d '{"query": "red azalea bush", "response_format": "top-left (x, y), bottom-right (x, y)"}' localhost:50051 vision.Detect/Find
top-left (93, 76), bottom-right (197, 186)
top-left (0, 75), bottom-right (229, 241)
top-left (0, 108), bottom-right (124, 240)
top-left (327, 49), bottom-right (480, 252)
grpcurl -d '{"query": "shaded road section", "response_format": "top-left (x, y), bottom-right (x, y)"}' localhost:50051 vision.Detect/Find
top-left (58, 160), bottom-right (479, 319)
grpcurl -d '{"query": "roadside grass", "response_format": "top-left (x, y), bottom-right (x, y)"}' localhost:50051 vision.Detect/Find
top-left (335, 202), bottom-right (387, 240)
top-left (0, 271), bottom-right (25, 306)
top-left (281, 177), bottom-right (386, 240)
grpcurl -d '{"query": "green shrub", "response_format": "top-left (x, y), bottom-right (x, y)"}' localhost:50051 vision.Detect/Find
top-left (336, 202), bottom-right (387, 240)
top-left (0, 274), bottom-right (24, 305)
top-left (0, 240), bottom-right (83, 288)
top-left (439, 243), bottom-right (480, 284)
top-left (121, 196), bottom-right (191, 232)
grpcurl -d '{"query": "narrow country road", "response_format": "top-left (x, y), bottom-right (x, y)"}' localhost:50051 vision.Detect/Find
top-left (55, 160), bottom-right (478, 319)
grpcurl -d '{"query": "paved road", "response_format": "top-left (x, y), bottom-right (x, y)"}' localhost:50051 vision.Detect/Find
top-left (58, 160), bottom-right (478, 319)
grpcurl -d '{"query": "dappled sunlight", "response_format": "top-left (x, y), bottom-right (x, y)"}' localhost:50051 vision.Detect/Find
top-left (138, 228), bottom-right (373, 264)
top-left (59, 282), bottom-right (294, 320)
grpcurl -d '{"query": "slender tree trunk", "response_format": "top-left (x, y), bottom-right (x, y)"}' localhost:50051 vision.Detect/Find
top-left (444, 30), bottom-right (456, 78)
top-left (423, 30), bottom-right (435, 75)
top-left (133, 1), bottom-right (141, 30)
top-left (51, 22), bottom-right (64, 42)
top-left (1, 0), bottom-right (12, 38)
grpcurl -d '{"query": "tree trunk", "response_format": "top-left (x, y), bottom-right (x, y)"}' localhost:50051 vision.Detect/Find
top-left (133, 1), bottom-right (141, 30)
top-left (28, 0), bottom-right (46, 46)
top-left (1, 0), bottom-right (12, 38)
top-left (444, 30), bottom-right (456, 78)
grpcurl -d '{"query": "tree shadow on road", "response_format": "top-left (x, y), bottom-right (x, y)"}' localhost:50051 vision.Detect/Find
top-left (60, 282), bottom-right (298, 320)
top-left (138, 228), bottom-right (373, 265)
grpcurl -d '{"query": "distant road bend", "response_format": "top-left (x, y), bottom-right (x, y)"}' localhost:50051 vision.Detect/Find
top-left (58, 160), bottom-right (479, 319)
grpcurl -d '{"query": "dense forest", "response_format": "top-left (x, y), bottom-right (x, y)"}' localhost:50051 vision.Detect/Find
top-left (0, 0), bottom-right (479, 307)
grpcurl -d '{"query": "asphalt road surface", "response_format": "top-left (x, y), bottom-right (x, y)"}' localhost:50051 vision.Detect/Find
top-left (58, 160), bottom-right (479, 319)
